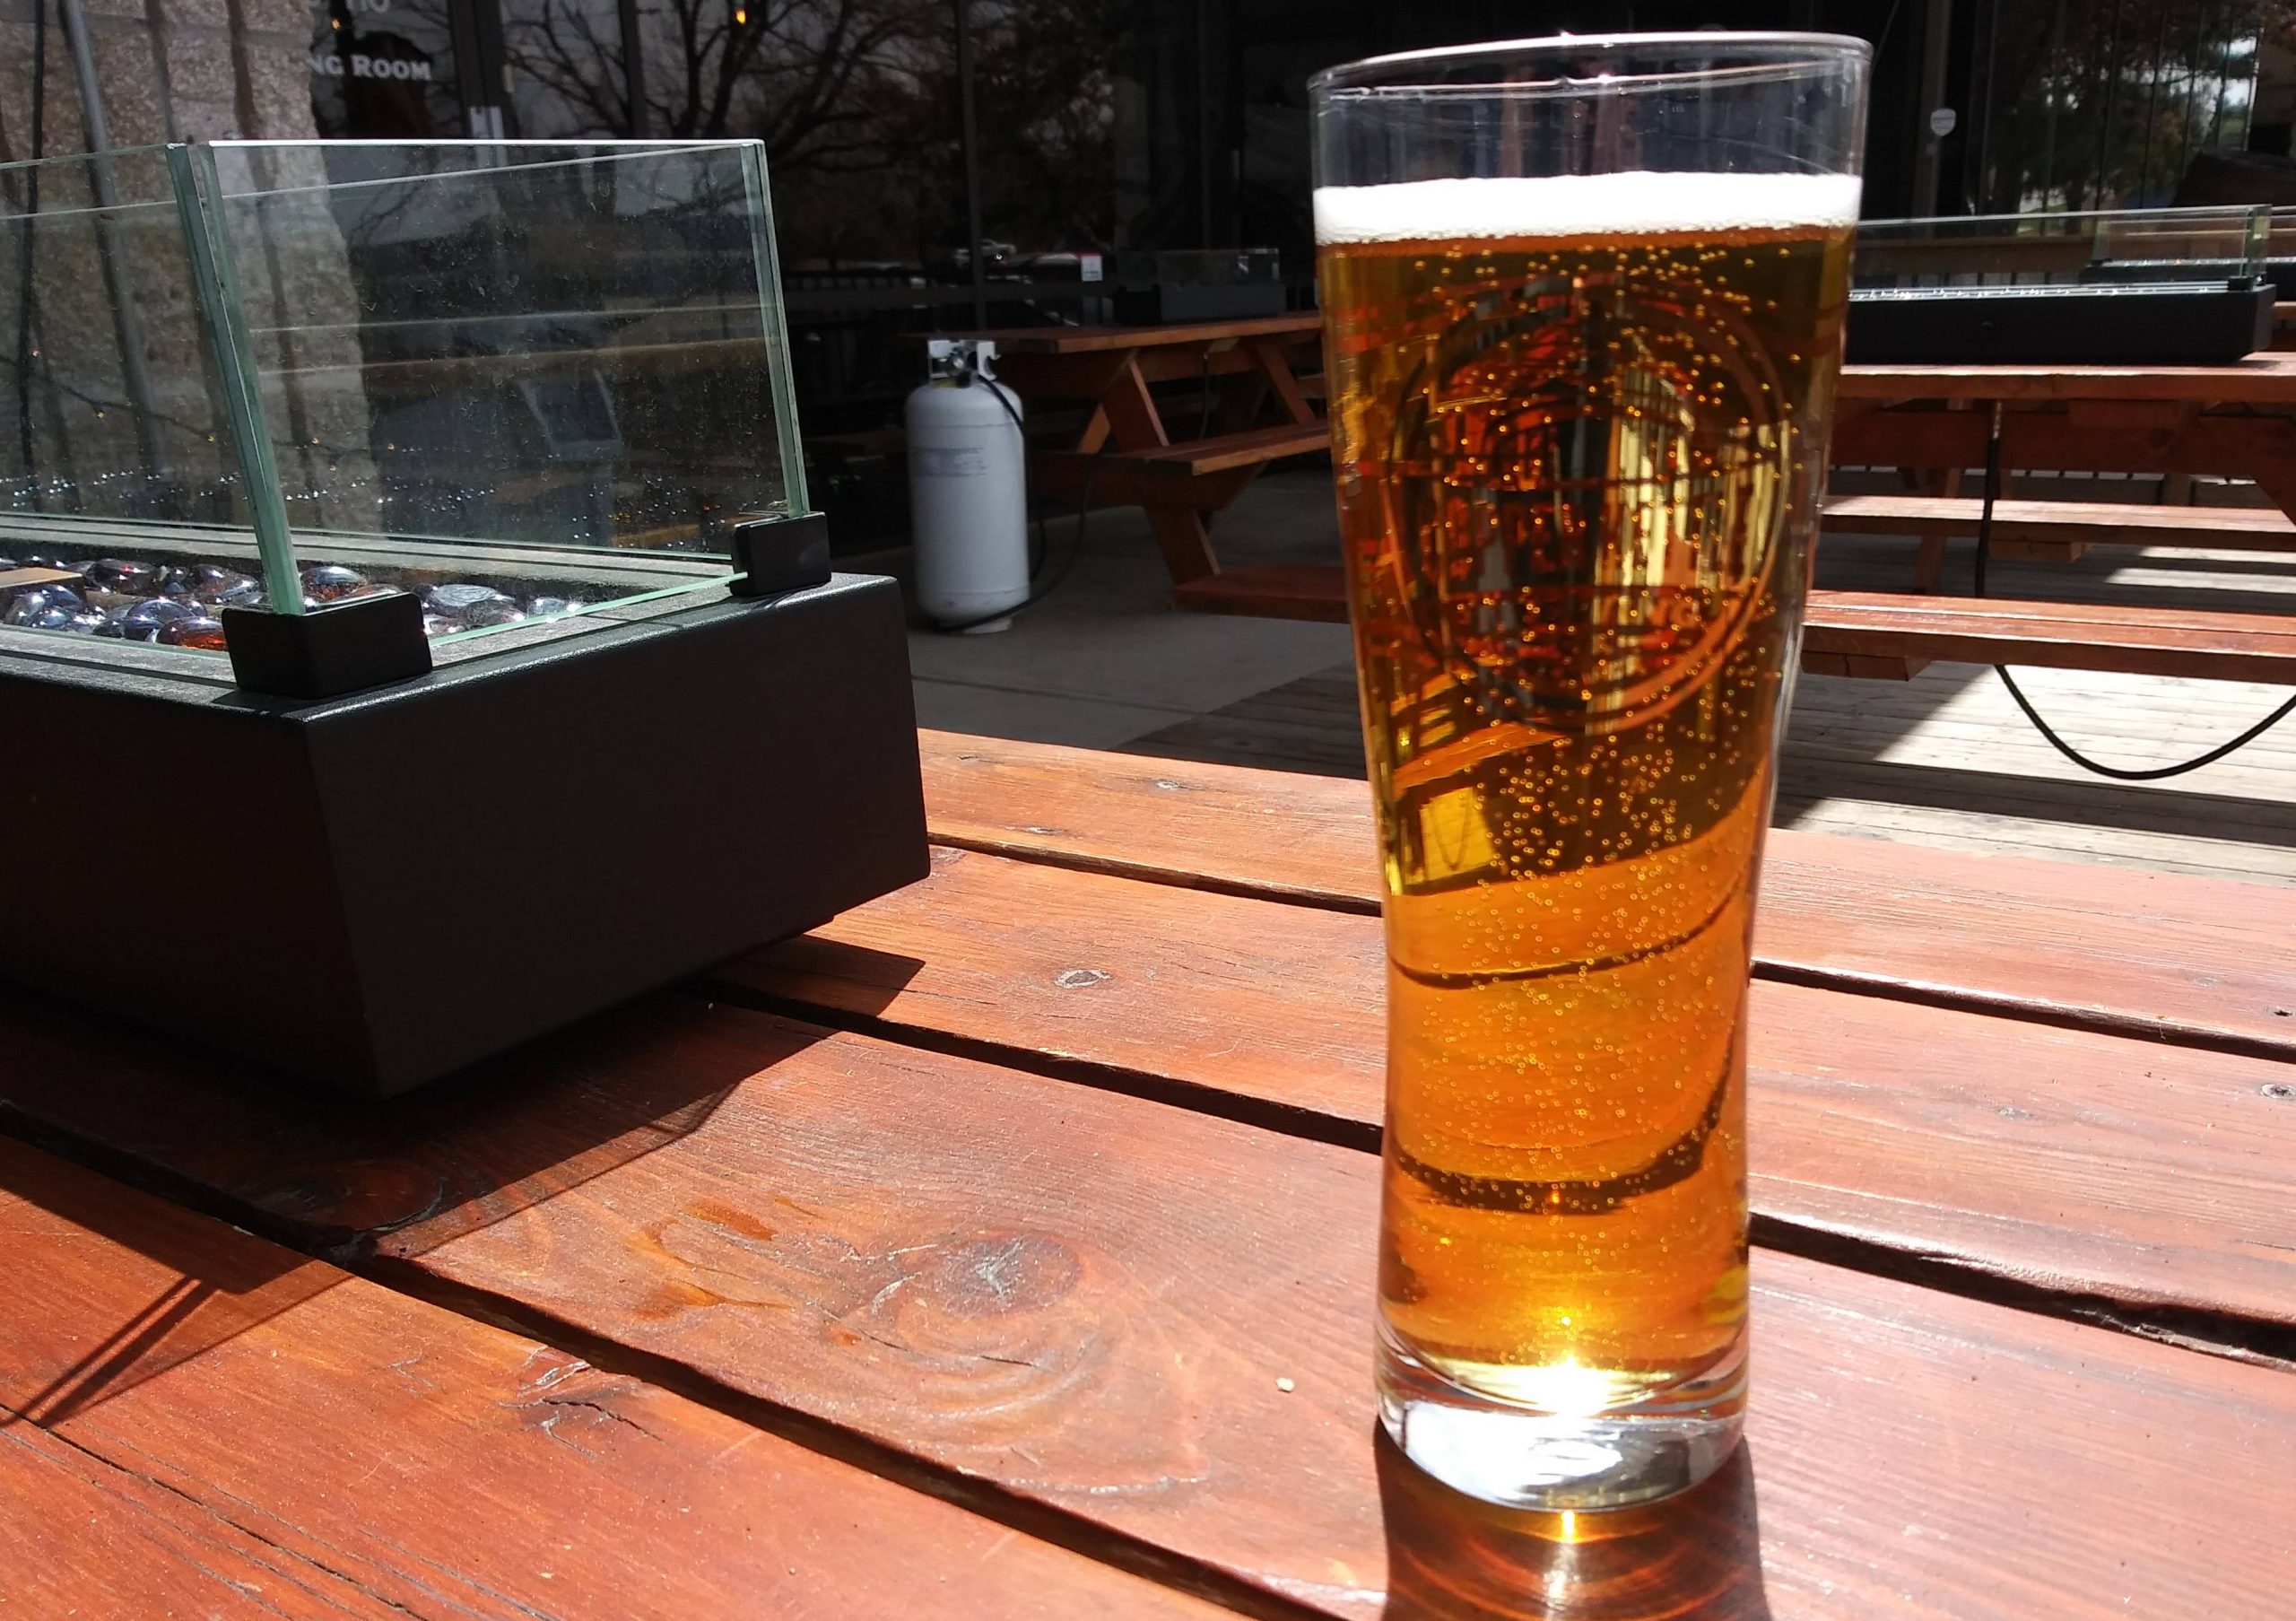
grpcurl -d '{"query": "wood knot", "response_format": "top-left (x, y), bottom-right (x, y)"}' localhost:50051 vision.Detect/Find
top-left (914, 1235), bottom-right (1082, 1318)
top-left (1053, 967), bottom-right (1110, 989)
top-left (2262, 1082), bottom-right (2296, 1102)
top-left (236, 1158), bottom-right (448, 1239)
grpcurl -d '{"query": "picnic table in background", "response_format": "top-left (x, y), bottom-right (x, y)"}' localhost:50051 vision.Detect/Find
top-left (1168, 353), bottom-right (2296, 684)
top-left (951, 312), bottom-right (1326, 584)
top-left (1831, 354), bottom-right (2296, 588)
top-left (5, 728), bottom-right (2296, 1617)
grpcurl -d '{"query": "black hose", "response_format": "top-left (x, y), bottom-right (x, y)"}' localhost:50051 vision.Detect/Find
top-left (1972, 404), bottom-right (2296, 780)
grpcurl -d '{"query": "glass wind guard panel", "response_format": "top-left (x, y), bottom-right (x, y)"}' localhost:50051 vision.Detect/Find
top-left (1856, 206), bottom-right (2270, 290)
top-left (1, 146), bottom-right (246, 656)
top-left (196, 140), bottom-right (804, 641)
top-left (2267, 206), bottom-right (2296, 266)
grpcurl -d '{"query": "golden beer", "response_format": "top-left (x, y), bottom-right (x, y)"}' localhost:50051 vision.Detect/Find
top-left (1319, 178), bottom-right (1855, 1449)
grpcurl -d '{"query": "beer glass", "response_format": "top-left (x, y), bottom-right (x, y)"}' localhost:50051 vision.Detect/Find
top-left (1310, 33), bottom-right (1868, 1509)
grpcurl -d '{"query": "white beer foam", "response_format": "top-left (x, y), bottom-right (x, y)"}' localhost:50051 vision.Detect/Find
top-left (1313, 172), bottom-right (1861, 244)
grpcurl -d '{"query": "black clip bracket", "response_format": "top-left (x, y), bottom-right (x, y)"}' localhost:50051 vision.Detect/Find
top-left (222, 590), bottom-right (434, 700)
top-left (728, 512), bottom-right (832, 599)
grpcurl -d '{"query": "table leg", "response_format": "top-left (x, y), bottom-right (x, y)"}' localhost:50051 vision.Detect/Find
top-left (1092, 356), bottom-right (1222, 583)
top-left (2186, 414), bottom-right (2296, 526)
top-left (1097, 358), bottom-right (1167, 450)
top-left (1248, 337), bottom-right (1319, 426)
top-left (1912, 464), bottom-right (1961, 593)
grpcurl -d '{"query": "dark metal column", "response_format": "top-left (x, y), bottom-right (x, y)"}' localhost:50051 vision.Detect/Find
top-left (618, 0), bottom-right (648, 135)
top-left (953, 0), bottom-right (987, 328)
top-left (1194, 0), bottom-right (1213, 242)
top-left (1909, 0), bottom-right (1955, 216)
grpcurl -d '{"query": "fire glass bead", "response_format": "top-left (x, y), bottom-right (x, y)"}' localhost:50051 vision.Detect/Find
top-left (460, 597), bottom-right (525, 629)
top-left (5, 585), bottom-right (86, 624)
top-left (83, 558), bottom-right (159, 594)
top-left (115, 597), bottom-right (200, 641)
top-left (156, 614), bottom-right (229, 650)
top-left (65, 610), bottom-right (110, 635)
top-left (300, 563), bottom-right (369, 603)
top-left (195, 564), bottom-right (263, 606)
top-left (423, 582), bottom-right (512, 616)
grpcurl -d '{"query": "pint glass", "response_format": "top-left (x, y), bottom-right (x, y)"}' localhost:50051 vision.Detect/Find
top-left (1310, 34), bottom-right (1869, 1509)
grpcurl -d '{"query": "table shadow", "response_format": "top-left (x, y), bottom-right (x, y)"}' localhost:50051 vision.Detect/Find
top-left (0, 1135), bottom-right (342, 1428)
top-left (0, 972), bottom-right (865, 1265)
top-left (0, 915), bottom-right (933, 1425)
top-left (1378, 1427), bottom-right (1770, 1621)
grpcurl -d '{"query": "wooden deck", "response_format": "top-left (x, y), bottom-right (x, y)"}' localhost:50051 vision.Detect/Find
top-left (1124, 529), bottom-right (2296, 887)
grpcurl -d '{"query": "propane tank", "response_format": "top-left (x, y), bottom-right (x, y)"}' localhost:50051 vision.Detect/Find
top-left (908, 338), bottom-right (1029, 631)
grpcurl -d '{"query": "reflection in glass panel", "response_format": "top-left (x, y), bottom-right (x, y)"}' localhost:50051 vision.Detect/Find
top-left (1854, 205), bottom-right (2271, 289)
top-left (1, 145), bottom-right (240, 531)
top-left (203, 140), bottom-right (795, 568)
top-left (0, 145), bottom-right (248, 657)
top-left (4, 138), bottom-right (807, 659)
top-left (309, 0), bottom-right (468, 140)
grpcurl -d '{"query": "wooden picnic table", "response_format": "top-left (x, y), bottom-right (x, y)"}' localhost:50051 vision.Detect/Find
top-left (5, 728), bottom-right (2296, 1617)
top-left (1834, 353), bottom-right (2296, 589)
top-left (954, 312), bottom-right (1327, 585)
top-left (1152, 346), bottom-right (2296, 682)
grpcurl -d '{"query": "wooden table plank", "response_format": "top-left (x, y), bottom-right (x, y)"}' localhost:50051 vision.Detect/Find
top-left (1823, 492), bottom-right (2296, 550)
top-left (1836, 354), bottom-right (2296, 404)
top-left (962, 336), bottom-right (2296, 391)
top-left (0, 1132), bottom-right (1236, 1620)
top-left (956, 313), bottom-right (1324, 354)
top-left (2, 995), bottom-right (2292, 1619)
top-left (1805, 590), bottom-right (2296, 682)
top-left (916, 729), bottom-right (2296, 1060)
top-left (717, 845), bottom-right (2296, 1349)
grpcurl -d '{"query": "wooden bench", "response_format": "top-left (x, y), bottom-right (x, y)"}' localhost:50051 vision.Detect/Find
top-left (1170, 561), bottom-right (1352, 621)
top-left (1171, 562), bottom-right (2296, 683)
top-left (1800, 590), bottom-right (2296, 680)
top-left (1114, 420), bottom-right (1330, 478)
top-left (1036, 422), bottom-right (1328, 509)
top-left (1822, 492), bottom-right (2296, 562)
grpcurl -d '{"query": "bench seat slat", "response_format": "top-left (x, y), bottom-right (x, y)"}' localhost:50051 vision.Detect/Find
top-left (1171, 564), bottom-right (2296, 683)
top-left (1824, 493), bottom-right (2296, 550)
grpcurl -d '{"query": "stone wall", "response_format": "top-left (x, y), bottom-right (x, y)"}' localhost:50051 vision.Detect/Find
top-left (0, 0), bottom-right (382, 531)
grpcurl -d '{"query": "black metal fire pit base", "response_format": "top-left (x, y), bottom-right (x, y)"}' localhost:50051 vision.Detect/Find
top-left (0, 575), bottom-right (927, 1097)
